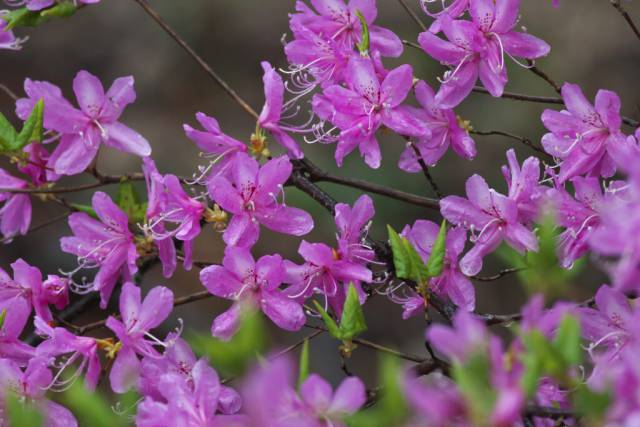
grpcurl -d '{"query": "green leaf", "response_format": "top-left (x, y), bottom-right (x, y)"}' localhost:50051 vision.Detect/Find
top-left (426, 220), bottom-right (447, 277)
top-left (297, 339), bottom-right (310, 390)
top-left (190, 306), bottom-right (267, 377)
top-left (387, 225), bottom-right (428, 285)
top-left (452, 353), bottom-right (497, 423)
top-left (522, 329), bottom-right (565, 379)
top-left (59, 380), bottom-right (124, 427)
top-left (70, 203), bottom-right (98, 219)
top-left (7, 392), bottom-right (43, 427)
top-left (313, 300), bottom-right (343, 340)
top-left (2, 2), bottom-right (77, 30)
top-left (573, 384), bottom-right (611, 421)
top-left (339, 283), bottom-right (367, 340)
top-left (12, 99), bottom-right (44, 151)
top-left (0, 308), bottom-right (6, 330)
top-left (0, 112), bottom-right (18, 151)
top-left (355, 10), bottom-right (370, 55)
top-left (40, 2), bottom-right (77, 19)
top-left (553, 314), bottom-right (582, 366)
top-left (117, 182), bottom-right (146, 223)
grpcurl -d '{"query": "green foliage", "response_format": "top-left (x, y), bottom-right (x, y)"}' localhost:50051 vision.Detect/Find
top-left (189, 307), bottom-right (267, 377)
top-left (70, 203), bottom-right (98, 219)
top-left (297, 339), bottom-right (310, 390)
top-left (347, 356), bottom-right (408, 427)
top-left (58, 380), bottom-right (128, 427)
top-left (117, 182), bottom-right (147, 223)
top-left (452, 353), bottom-right (497, 423)
top-left (574, 385), bottom-right (611, 422)
top-left (387, 225), bottom-right (429, 286)
top-left (426, 220), bottom-right (447, 278)
top-left (1, 2), bottom-right (77, 30)
top-left (497, 213), bottom-right (584, 300)
top-left (0, 100), bottom-right (44, 154)
top-left (355, 10), bottom-right (370, 55)
top-left (313, 283), bottom-right (367, 341)
top-left (6, 392), bottom-right (43, 427)
top-left (520, 314), bottom-right (582, 397)
top-left (0, 308), bottom-right (6, 329)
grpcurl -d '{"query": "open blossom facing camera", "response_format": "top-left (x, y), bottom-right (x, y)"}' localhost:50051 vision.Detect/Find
top-left (419, 0), bottom-right (550, 108)
top-left (16, 70), bottom-right (151, 175)
top-left (60, 191), bottom-right (138, 308)
top-left (313, 56), bottom-right (428, 168)
top-left (207, 152), bottom-right (314, 247)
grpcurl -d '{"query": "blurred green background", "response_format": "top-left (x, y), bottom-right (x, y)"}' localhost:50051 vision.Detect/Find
top-left (0, 0), bottom-right (639, 387)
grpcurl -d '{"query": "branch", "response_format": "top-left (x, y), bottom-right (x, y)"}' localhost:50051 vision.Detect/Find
top-left (470, 129), bottom-right (551, 159)
top-left (472, 86), bottom-right (564, 105)
top-left (610, 0), bottom-right (640, 41)
top-left (0, 83), bottom-right (18, 101)
top-left (0, 211), bottom-right (70, 244)
top-left (472, 267), bottom-right (525, 282)
top-left (132, 0), bottom-right (259, 120)
top-left (525, 405), bottom-right (575, 420)
top-left (526, 61), bottom-right (561, 94)
top-left (396, 0), bottom-right (427, 31)
top-left (410, 142), bottom-right (443, 199)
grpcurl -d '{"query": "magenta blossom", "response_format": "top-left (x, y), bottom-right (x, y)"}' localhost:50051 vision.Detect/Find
top-left (16, 70), bottom-right (151, 175)
top-left (208, 152), bottom-right (314, 247)
top-left (34, 316), bottom-right (101, 391)
top-left (18, 143), bottom-right (59, 187)
top-left (106, 282), bottom-right (174, 393)
top-left (399, 80), bottom-right (476, 172)
top-left (0, 18), bottom-right (24, 50)
top-left (334, 194), bottom-right (375, 265)
top-left (13, 0), bottom-right (99, 11)
top-left (313, 56), bottom-right (428, 168)
top-left (60, 191), bottom-right (138, 308)
top-left (0, 168), bottom-right (31, 242)
top-left (284, 240), bottom-right (372, 316)
top-left (404, 374), bottom-right (468, 427)
top-left (258, 61), bottom-right (304, 159)
top-left (440, 150), bottom-right (540, 275)
top-left (183, 112), bottom-right (247, 182)
top-left (0, 259), bottom-right (69, 325)
top-left (419, 0), bottom-right (550, 108)
top-left (290, 0), bottom-right (403, 58)
top-left (0, 358), bottom-right (77, 427)
top-left (420, 0), bottom-right (469, 33)
top-left (200, 246), bottom-right (306, 340)
top-left (402, 220), bottom-right (475, 311)
top-left (0, 283), bottom-right (35, 364)
top-left (541, 83), bottom-right (627, 183)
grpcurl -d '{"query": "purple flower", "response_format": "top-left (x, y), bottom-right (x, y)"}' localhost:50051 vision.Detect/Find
top-left (0, 259), bottom-right (69, 325)
top-left (334, 194), bottom-right (375, 265)
top-left (142, 157), bottom-right (204, 274)
top-left (427, 310), bottom-right (489, 361)
top-left (207, 152), bottom-right (314, 247)
top-left (541, 83), bottom-right (627, 183)
top-left (313, 56), bottom-right (428, 168)
top-left (16, 71), bottom-right (151, 175)
top-left (0, 281), bottom-right (35, 364)
top-left (183, 112), bottom-right (248, 182)
top-left (200, 246), bottom-right (306, 340)
top-left (136, 358), bottom-right (246, 427)
top-left (0, 358), bottom-right (77, 427)
top-left (418, 0), bottom-right (550, 108)
top-left (296, 373), bottom-right (366, 426)
top-left (34, 316), bottom-right (101, 391)
top-left (420, 0), bottom-right (469, 33)
top-left (404, 374), bottom-right (468, 427)
top-left (258, 61), bottom-right (304, 159)
top-left (18, 143), bottom-right (59, 187)
top-left (285, 239), bottom-right (372, 316)
top-left (399, 81), bottom-right (476, 171)
top-left (290, 0), bottom-right (403, 58)
top-left (440, 171), bottom-right (539, 276)
top-left (0, 18), bottom-right (24, 50)
top-left (402, 220), bottom-right (475, 311)
top-left (106, 282), bottom-right (174, 393)
top-left (0, 168), bottom-right (31, 242)
top-left (60, 191), bottom-right (138, 308)
top-left (15, 0), bottom-right (100, 11)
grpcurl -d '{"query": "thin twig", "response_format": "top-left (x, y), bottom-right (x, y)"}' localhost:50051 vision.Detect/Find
top-left (472, 267), bottom-right (525, 282)
top-left (526, 62), bottom-right (561, 94)
top-left (473, 86), bottom-right (564, 105)
top-left (396, 0), bottom-right (427, 31)
top-left (0, 211), bottom-right (70, 244)
top-left (610, 0), bottom-right (640, 41)
top-left (410, 142), bottom-right (443, 199)
top-left (0, 83), bottom-right (18, 101)
top-left (132, 0), bottom-right (259, 120)
top-left (470, 129), bottom-right (551, 159)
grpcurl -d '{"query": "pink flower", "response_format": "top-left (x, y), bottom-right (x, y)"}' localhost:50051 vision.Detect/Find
top-left (0, 169), bottom-right (31, 242)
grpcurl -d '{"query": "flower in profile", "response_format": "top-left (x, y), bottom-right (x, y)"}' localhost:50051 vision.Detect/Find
top-left (60, 191), bottom-right (138, 308)
top-left (183, 112), bottom-right (248, 183)
top-left (207, 152), bottom-right (314, 247)
top-left (402, 220), bottom-right (475, 311)
top-left (0, 168), bottom-right (31, 242)
top-left (398, 80), bottom-right (476, 171)
top-left (0, 357), bottom-right (77, 427)
top-left (541, 83), bottom-right (626, 183)
top-left (313, 56), bottom-right (428, 168)
top-left (290, 0), bottom-right (403, 58)
top-left (16, 70), bottom-right (151, 175)
top-left (418, 0), bottom-right (550, 108)
top-left (0, 18), bottom-right (26, 50)
top-left (106, 282), bottom-right (174, 393)
top-left (200, 246), bottom-right (306, 340)
top-left (334, 194), bottom-right (375, 265)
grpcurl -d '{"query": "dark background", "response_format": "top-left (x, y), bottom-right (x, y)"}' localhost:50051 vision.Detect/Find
top-left (1, 0), bottom-right (639, 387)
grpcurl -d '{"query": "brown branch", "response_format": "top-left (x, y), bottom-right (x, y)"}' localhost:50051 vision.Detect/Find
top-left (470, 129), bottom-right (551, 159)
top-left (132, 0), bottom-right (259, 120)
top-left (0, 83), bottom-right (18, 101)
top-left (472, 267), bottom-right (525, 282)
top-left (610, 0), bottom-right (640, 41)
top-left (396, 0), bottom-right (427, 31)
top-left (526, 61), bottom-right (561, 94)
top-left (410, 142), bottom-right (443, 199)
top-left (473, 86), bottom-right (564, 105)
